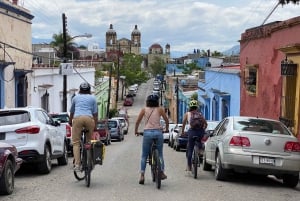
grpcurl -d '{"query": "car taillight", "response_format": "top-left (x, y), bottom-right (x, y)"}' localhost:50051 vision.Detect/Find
top-left (66, 124), bottom-right (71, 138)
top-left (284, 141), bottom-right (300, 152)
top-left (229, 136), bottom-right (250, 147)
top-left (201, 136), bottom-right (208, 143)
top-left (15, 126), bottom-right (40, 134)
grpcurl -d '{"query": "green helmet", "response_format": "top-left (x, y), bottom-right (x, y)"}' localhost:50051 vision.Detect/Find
top-left (189, 100), bottom-right (198, 108)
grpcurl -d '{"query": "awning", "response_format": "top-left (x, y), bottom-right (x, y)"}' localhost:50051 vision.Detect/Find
top-left (14, 69), bottom-right (33, 77)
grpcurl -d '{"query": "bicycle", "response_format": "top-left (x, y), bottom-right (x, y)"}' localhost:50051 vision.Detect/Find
top-left (73, 128), bottom-right (94, 187)
top-left (190, 136), bottom-right (203, 179)
top-left (137, 132), bottom-right (163, 189)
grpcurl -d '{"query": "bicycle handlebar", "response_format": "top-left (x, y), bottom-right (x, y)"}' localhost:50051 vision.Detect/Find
top-left (135, 130), bottom-right (169, 136)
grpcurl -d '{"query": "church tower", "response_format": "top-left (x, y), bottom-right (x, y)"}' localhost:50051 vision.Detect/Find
top-left (106, 24), bottom-right (117, 53)
top-left (131, 25), bottom-right (141, 55)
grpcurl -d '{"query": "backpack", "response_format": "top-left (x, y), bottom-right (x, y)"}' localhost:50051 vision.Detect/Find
top-left (189, 111), bottom-right (204, 129)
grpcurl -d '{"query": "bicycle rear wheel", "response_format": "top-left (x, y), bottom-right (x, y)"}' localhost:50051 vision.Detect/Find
top-left (154, 149), bottom-right (161, 189)
top-left (149, 154), bottom-right (156, 182)
top-left (84, 148), bottom-right (92, 187)
top-left (191, 146), bottom-right (198, 179)
top-left (74, 144), bottom-right (85, 181)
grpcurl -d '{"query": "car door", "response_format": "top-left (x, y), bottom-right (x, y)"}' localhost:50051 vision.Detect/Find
top-left (205, 118), bottom-right (227, 162)
top-left (39, 110), bottom-right (62, 153)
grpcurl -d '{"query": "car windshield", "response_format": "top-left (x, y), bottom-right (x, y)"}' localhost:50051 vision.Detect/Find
top-left (108, 121), bottom-right (117, 128)
top-left (206, 122), bottom-right (219, 130)
top-left (97, 122), bottom-right (106, 129)
top-left (233, 118), bottom-right (291, 135)
top-left (0, 110), bottom-right (30, 126)
top-left (50, 114), bottom-right (69, 123)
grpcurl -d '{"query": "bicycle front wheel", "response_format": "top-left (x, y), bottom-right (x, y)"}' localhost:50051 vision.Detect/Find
top-left (191, 146), bottom-right (198, 179)
top-left (154, 149), bottom-right (161, 189)
top-left (85, 149), bottom-right (92, 187)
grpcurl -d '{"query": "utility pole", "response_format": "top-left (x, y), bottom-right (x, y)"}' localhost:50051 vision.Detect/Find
top-left (115, 43), bottom-right (120, 103)
top-left (62, 13), bottom-right (68, 112)
top-left (107, 64), bottom-right (113, 118)
top-left (176, 77), bottom-right (179, 124)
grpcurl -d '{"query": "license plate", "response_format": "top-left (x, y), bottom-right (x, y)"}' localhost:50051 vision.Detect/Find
top-left (259, 157), bottom-right (275, 165)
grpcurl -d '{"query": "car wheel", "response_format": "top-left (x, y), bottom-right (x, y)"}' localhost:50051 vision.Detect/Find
top-left (215, 152), bottom-right (227, 181)
top-left (202, 151), bottom-right (212, 171)
top-left (0, 160), bottom-right (14, 195)
top-left (57, 142), bottom-right (68, 166)
top-left (282, 174), bottom-right (299, 188)
top-left (168, 138), bottom-right (171, 146)
top-left (38, 145), bottom-right (52, 174)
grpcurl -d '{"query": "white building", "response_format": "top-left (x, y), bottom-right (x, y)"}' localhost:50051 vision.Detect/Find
top-left (30, 66), bottom-right (95, 113)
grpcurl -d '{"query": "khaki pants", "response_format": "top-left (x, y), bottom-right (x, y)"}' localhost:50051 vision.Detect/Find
top-left (72, 116), bottom-right (95, 166)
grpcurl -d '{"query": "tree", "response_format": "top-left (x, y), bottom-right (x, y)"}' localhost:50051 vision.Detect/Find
top-left (149, 56), bottom-right (166, 77)
top-left (119, 53), bottom-right (148, 87)
top-left (50, 32), bottom-right (79, 59)
top-left (279, 0), bottom-right (299, 4)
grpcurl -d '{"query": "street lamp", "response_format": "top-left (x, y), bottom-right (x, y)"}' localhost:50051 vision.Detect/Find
top-left (62, 32), bottom-right (92, 112)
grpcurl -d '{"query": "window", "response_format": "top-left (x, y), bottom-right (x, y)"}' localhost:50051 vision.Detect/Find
top-left (244, 65), bottom-right (258, 94)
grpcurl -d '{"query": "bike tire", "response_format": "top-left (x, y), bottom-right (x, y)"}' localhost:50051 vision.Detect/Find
top-left (150, 153), bottom-right (156, 182)
top-left (85, 149), bottom-right (92, 187)
top-left (154, 149), bottom-right (161, 189)
top-left (192, 146), bottom-right (198, 179)
top-left (74, 143), bottom-right (85, 181)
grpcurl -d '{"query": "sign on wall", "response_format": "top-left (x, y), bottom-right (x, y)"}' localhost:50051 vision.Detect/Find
top-left (60, 63), bottom-right (73, 75)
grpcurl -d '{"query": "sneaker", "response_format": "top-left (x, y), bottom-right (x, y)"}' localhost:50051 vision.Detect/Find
top-left (73, 165), bottom-right (81, 172)
top-left (161, 172), bottom-right (167, 180)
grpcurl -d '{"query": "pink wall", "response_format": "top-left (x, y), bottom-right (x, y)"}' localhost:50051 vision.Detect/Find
top-left (240, 16), bottom-right (300, 119)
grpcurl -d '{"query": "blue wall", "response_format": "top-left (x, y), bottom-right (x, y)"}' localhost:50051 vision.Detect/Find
top-left (198, 68), bottom-right (240, 121)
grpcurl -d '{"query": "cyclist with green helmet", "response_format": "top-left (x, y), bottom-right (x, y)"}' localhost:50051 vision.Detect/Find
top-left (182, 99), bottom-right (207, 171)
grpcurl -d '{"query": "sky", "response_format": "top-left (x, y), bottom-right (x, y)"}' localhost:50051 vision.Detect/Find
top-left (21, 0), bottom-right (300, 56)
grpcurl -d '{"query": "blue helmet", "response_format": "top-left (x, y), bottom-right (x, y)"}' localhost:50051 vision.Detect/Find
top-left (147, 94), bottom-right (159, 102)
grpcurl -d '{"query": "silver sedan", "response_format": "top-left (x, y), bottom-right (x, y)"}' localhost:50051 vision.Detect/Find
top-left (203, 116), bottom-right (300, 188)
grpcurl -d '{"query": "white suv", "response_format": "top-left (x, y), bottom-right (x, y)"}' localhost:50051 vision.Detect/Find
top-left (111, 117), bottom-right (129, 134)
top-left (0, 107), bottom-right (68, 174)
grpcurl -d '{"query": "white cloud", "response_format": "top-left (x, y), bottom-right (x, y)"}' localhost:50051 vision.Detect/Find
top-left (24, 0), bottom-right (300, 54)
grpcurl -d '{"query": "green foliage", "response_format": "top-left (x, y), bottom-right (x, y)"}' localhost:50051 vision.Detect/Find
top-left (50, 32), bottom-right (79, 59)
top-left (109, 108), bottom-right (118, 118)
top-left (191, 93), bottom-right (198, 100)
top-left (179, 62), bottom-right (203, 75)
top-left (119, 53), bottom-right (148, 87)
top-left (149, 56), bottom-right (166, 76)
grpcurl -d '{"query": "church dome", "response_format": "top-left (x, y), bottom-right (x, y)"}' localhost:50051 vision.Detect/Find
top-left (107, 24), bottom-right (116, 34)
top-left (132, 25), bottom-right (141, 35)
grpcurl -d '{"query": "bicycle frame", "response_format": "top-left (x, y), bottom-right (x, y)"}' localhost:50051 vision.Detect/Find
top-left (191, 136), bottom-right (202, 179)
top-left (73, 128), bottom-right (94, 187)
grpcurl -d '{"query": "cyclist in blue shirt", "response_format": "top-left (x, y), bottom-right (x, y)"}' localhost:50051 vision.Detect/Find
top-left (69, 82), bottom-right (98, 171)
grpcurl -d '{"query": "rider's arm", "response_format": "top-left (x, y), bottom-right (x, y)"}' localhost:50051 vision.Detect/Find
top-left (182, 112), bottom-right (188, 135)
top-left (159, 107), bottom-right (169, 131)
top-left (135, 108), bottom-right (145, 135)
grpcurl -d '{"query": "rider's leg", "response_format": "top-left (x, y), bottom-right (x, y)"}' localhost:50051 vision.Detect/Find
top-left (153, 130), bottom-right (167, 179)
top-left (187, 130), bottom-right (196, 171)
top-left (72, 117), bottom-right (83, 168)
top-left (139, 130), bottom-right (152, 183)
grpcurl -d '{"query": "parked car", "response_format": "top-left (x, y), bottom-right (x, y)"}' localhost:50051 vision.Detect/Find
top-left (173, 127), bottom-right (187, 152)
top-left (96, 120), bottom-right (111, 145)
top-left (203, 116), bottom-right (300, 188)
top-left (111, 117), bottom-right (129, 134)
top-left (164, 123), bottom-right (176, 143)
top-left (123, 96), bottom-right (133, 106)
top-left (49, 112), bottom-right (72, 155)
top-left (169, 124), bottom-right (182, 148)
top-left (108, 119), bottom-right (124, 141)
top-left (0, 142), bottom-right (22, 195)
top-left (0, 107), bottom-right (68, 174)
